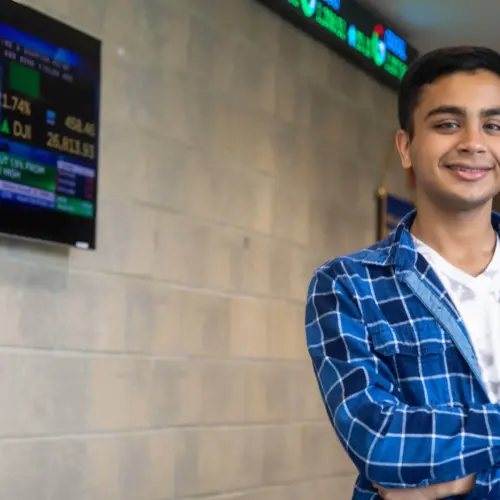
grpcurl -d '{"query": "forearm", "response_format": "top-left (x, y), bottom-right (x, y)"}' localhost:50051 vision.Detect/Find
top-left (316, 358), bottom-right (500, 487)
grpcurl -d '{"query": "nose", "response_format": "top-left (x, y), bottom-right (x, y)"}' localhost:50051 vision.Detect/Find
top-left (457, 126), bottom-right (487, 154)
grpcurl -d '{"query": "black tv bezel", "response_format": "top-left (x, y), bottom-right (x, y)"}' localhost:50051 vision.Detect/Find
top-left (0, 0), bottom-right (101, 250)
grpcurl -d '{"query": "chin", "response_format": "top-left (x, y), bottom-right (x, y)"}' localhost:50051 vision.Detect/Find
top-left (440, 192), bottom-right (493, 211)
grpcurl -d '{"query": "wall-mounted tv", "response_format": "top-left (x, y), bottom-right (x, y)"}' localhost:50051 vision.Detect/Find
top-left (0, 0), bottom-right (101, 249)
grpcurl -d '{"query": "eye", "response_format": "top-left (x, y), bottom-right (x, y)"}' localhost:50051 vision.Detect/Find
top-left (434, 121), bottom-right (459, 130)
top-left (484, 122), bottom-right (500, 131)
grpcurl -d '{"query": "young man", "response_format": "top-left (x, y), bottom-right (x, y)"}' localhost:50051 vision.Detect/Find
top-left (305, 46), bottom-right (500, 499)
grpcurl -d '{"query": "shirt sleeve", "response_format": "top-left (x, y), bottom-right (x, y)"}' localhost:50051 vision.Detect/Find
top-left (470, 468), bottom-right (497, 499)
top-left (305, 268), bottom-right (500, 491)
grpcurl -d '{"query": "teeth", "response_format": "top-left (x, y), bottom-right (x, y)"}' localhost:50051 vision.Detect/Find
top-left (451, 167), bottom-right (483, 173)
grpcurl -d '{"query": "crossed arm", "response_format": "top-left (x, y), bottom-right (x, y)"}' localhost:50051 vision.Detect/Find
top-left (305, 269), bottom-right (500, 498)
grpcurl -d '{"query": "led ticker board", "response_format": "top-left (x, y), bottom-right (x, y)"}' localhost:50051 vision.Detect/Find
top-left (257, 0), bottom-right (418, 90)
top-left (0, 0), bottom-right (100, 249)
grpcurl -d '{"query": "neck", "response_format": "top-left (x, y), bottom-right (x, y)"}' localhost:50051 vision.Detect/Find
top-left (411, 201), bottom-right (497, 275)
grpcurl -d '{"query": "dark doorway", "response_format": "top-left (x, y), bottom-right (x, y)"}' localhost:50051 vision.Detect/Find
top-left (494, 195), bottom-right (500, 213)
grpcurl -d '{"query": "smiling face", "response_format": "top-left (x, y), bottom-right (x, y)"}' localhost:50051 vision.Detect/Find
top-left (396, 70), bottom-right (500, 211)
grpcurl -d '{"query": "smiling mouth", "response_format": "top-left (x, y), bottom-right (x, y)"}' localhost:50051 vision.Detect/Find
top-left (446, 165), bottom-right (494, 173)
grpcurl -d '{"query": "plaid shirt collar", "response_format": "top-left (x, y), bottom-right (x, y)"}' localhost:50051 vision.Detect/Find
top-left (359, 209), bottom-right (500, 319)
top-left (362, 209), bottom-right (500, 270)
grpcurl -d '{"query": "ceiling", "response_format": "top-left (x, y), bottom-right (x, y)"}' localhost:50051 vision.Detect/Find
top-left (358, 0), bottom-right (500, 55)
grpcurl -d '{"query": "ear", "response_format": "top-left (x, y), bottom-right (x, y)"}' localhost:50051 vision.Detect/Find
top-left (395, 129), bottom-right (416, 190)
top-left (395, 129), bottom-right (412, 170)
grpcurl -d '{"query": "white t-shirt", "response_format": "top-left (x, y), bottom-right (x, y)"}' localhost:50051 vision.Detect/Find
top-left (413, 235), bottom-right (500, 403)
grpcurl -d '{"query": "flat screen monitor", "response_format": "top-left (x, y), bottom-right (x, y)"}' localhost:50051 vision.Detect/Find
top-left (0, 0), bottom-right (101, 249)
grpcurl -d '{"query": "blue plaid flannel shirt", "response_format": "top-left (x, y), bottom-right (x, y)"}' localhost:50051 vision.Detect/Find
top-left (306, 210), bottom-right (500, 499)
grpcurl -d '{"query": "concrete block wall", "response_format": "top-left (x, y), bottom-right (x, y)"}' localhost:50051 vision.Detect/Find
top-left (0, 0), bottom-right (408, 498)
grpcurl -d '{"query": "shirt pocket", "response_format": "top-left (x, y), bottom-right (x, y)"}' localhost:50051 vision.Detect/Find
top-left (369, 322), bottom-right (452, 359)
top-left (369, 322), bottom-right (455, 405)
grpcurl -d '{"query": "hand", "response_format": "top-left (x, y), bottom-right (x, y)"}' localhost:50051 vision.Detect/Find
top-left (373, 474), bottom-right (476, 500)
top-left (373, 484), bottom-right (435, 500)
top-left (433, 474), bottom-right (476, 498)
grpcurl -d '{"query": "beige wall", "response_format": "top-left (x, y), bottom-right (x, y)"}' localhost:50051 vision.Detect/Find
top-left (0, 0), bottom-right (407, 499)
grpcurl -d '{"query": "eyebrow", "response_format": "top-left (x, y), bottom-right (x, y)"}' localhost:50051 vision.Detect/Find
top-left (425, 106), bottom-right (500, 120)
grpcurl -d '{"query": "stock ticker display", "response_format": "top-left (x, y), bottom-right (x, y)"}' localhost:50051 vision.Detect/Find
top-left (0, 1), bottom-right (100, 249)
top-left (257, 0), bottom-right (418, 90)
